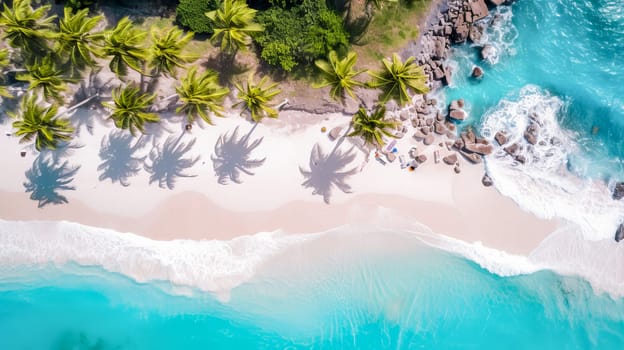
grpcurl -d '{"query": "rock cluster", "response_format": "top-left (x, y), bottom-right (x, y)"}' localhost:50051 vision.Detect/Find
top-left (451, 127), bottom-right (493, 163)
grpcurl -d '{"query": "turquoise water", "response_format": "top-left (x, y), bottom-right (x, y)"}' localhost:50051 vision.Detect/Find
top-left (1, 233), bottom-right (624, 350)
top-left (447, 0), bottom-right (624, 180)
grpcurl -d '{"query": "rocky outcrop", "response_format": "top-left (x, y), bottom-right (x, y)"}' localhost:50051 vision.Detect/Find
top-left (613, 182), bottom-right (624, 200)
top-left (524, 123), bottom-right (539, 145)
top-left (406, 0), bottom-right (495, 90)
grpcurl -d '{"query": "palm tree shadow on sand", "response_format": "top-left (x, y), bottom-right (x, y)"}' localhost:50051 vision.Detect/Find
top-left (68, 68), bottom-right (113, 136)
top-left (212, 124), bottom-right (266, 185)
top-left (144, 133), bottom-right (200, 190)
top-left (299, 138), bottom-right (359, 204)
top-left (98, 130), bottom-right (148, 187)
top-left (23, 154), bottom-right (80, 208)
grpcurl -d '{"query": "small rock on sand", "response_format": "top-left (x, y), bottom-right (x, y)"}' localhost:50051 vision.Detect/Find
top-left (454, 165), bottom-right (461, 174)
top-left (443, 153), bottom-right (458, 165)
top-left (416, 154), bottom-right (427, 163)
top-left (482, 173), bottom-right (494, 187)
top-left (424, 134), bottom-right (435, 145)
top-left (615, 223), bottom-right (624, 242)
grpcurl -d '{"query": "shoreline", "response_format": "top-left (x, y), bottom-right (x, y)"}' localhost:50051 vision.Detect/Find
top-left (0, 0), bottom-right (559, 258)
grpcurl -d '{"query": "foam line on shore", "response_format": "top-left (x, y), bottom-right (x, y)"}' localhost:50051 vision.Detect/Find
top-left (1, 214), bottom-right (622, 300)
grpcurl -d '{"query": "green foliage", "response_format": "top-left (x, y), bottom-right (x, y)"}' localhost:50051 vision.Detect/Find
top-left (348, 105), bottom-right (399, 147)
top-left (149, 26), bottom-right (196, 78)
top-left (17, 55), bottom-right (77, 104)
top-left (103, 84), bottom-right (160, 135)
top-left (176, 67), bottom-right (230, 125)
top-left (367, 53), bottom-right (429, 106)
top-left (234, 75), bottom-right (281, 122)
top-left (102, 17), bottom-right (148, 78)
top-left (56, 7), bottom-right (104, 71)
top-left (11, 94), bottom-right (74, 151)
top-left (255, 0), bottom-right (349, 72)
top-left (314, 50), bottom-right (365, 102)
top-left (176, 0), bottom-right (219, 34)
top-left (206, 0), bottom-right (264, 56)
top-left (64, 0), bottom-right (95, 12)
top-left (0, 48), bottom-right (11, 98)
top-left (0, 0), bottom-right (57, 57)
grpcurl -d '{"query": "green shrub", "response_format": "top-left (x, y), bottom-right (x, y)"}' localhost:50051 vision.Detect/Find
top-left (255, 0), bottom-right (349, 72)
top-left (176, 0), bottom-right (219, 34)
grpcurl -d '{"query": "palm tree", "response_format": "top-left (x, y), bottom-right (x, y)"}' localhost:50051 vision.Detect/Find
top-left (0, 48), bottom-right (11, 98)
top-left (10, 94), bottom-right (75, 151)
top-left (0, 0), bottom-right (56, 57)
top-left (348, 105), bottom-right (399, 147)
top-left (176, 67), bottom-right (229, 126)
top-left (149, 26), bottom-right (196, 78)
top-left (368, 53), bottom-right (429, 106)
top-left (205, 0), bottom-right (263, 58)
top-left (314, 50), bottom-right (365, 102)
top-left (102, 84), bottom-right (159, 135)
top-left (55, 7), bottom-right (104, 72)
top-left (17, 55), bottom-right (77, 103)
top-left (101, 17), bottom-right (147, 78)
top-left (234, 75), bottom-right (281, 122)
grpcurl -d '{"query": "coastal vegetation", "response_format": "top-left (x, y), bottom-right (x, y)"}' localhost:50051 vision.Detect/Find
top-left (0, 0), bottom-right (432, 152)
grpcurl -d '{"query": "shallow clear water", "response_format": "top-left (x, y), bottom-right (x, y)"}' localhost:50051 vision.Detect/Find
top-left (447, 0), bottom-right (624, 180)
top-left (1, 229), bottom-right (624, 350)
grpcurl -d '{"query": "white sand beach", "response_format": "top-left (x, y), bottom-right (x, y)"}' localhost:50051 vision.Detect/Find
top-left (0, 107), bottom-right (557, 256)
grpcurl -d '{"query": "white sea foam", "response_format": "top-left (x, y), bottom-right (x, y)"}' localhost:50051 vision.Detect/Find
top-left (480, 85), bottom-right (624, 240)
top-left (0, 205), bottom-right (623, 301)
top-left (0, 219), bottom-right (311, 301)
top-left (473, 6), bottom-right (518, 65)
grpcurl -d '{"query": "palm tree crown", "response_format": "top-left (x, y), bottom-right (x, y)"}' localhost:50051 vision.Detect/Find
top-left (102, 17), bottom-right (147, 78)
top-left (0, 48), bottom-right (11, 98)
top-left (103, 84), bottom-right (159, 135)
top-left (11, 94), bottom-right (74, 151)
top-left (206, 0), bottom-right (263, 56)
top-left (0, 0), bottom-right (56, 57)
top-left (348, 105), bottom-right (399, 147)
top-left (56, 7), bottom-right (104, 71)
top-left (149, 26), bottom-right (196, 78)
top-left (314, 50), bottom-right (365, 102)
top-left (234, 75), bottom-right (281, 122)
top-left (17, 55), bottom-right (77, 103)
top-left (176, 67), bottom-right (230, 125)
top-left (368, 53), bottom-right (429, 106)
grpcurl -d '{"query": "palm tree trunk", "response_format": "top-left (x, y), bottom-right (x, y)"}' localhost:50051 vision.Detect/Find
top-left (55, 93), bottom-right (100, 118)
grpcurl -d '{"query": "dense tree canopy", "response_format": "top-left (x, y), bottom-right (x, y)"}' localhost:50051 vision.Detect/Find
top-left (254, 0), bottom-right (349, 72)
top-left (176, 0), bottom-right (219, 34)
